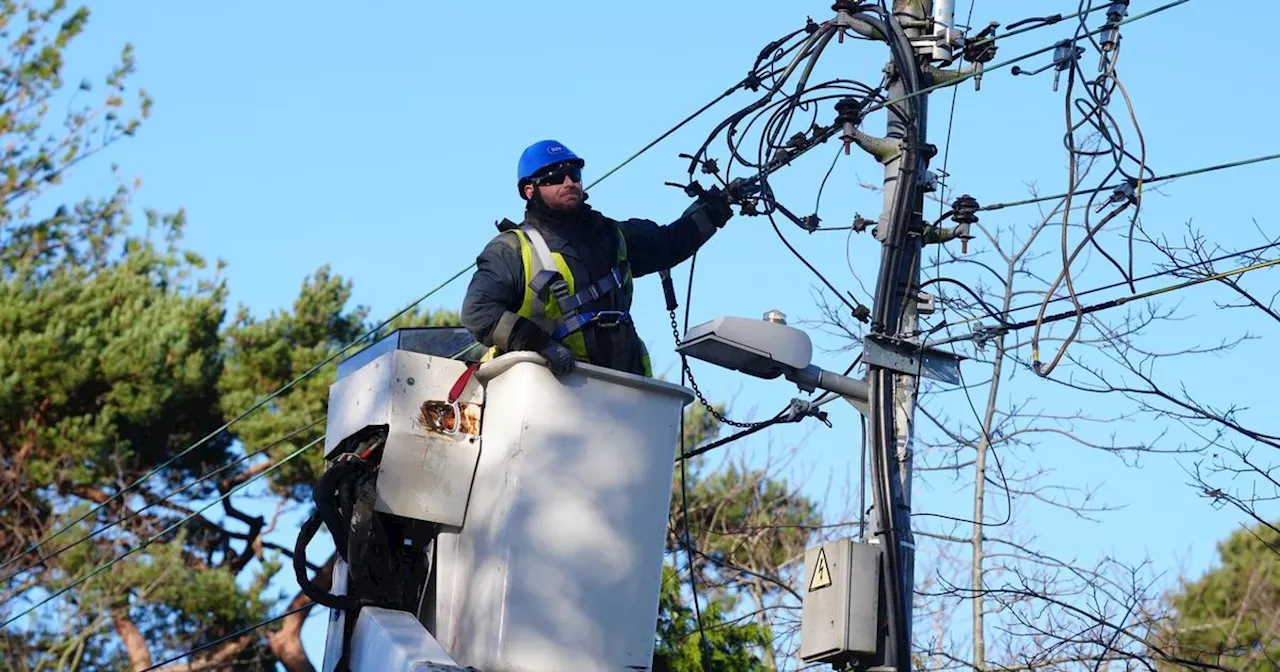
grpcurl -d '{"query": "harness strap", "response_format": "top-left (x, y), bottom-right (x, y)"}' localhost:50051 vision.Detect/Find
top-left (521, 227), bottom-right (572, 306)
top-left (556, 264), bottom-right (630, 314)
top-left (520, 225), bottom-right (630, 337)
top-left (551, 310), bottom-right (632, 341)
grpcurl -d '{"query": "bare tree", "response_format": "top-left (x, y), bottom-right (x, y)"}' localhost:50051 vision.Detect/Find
top-left (803, 170), bottom-right (1264, 671)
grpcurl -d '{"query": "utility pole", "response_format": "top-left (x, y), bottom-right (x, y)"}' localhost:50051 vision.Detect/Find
top-left (865, 1), bottom-right (948, 669)
top-left (795, 3), bottom-right (976, 670)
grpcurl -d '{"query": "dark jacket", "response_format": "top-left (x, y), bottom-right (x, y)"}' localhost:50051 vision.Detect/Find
top-left (461, 199), bottom-right (721, 375)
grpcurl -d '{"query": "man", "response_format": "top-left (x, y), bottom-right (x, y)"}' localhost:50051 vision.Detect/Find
top-left (461, 139), bottom-right (734, 377)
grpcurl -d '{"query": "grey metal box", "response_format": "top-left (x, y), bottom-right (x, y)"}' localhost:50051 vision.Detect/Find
top-left (799, 538), bottom-right (881, 663)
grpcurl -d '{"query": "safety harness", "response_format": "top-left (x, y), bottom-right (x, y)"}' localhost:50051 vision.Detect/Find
top-left (513, 222), bottom-right (633, 343)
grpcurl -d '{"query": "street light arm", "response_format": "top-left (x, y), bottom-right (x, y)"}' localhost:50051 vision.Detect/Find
top-left (788, 365), bottom-right (870, 410)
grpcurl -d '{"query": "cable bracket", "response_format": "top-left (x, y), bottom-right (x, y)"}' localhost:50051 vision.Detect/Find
top-left (862, 334), bottom-right (964, 385)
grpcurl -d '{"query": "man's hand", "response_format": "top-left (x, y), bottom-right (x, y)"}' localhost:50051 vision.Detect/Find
top-left (540, 340), bottom-right (575, 376)
top-left (681, 185), bottom-right (735, 237)
top-left (698, 187), bottom-right (734, 228)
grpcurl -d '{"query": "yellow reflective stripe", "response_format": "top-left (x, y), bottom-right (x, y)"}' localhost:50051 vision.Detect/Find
top-left (512, 229), bottom-right (536, 319)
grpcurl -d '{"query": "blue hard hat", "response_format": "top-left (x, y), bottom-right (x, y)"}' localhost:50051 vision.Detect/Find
top-left (517, 139), bottom-right (584, 189)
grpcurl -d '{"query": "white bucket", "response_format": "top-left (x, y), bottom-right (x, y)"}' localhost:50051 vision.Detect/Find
top-left (434, 352), bottom-right (694, 671)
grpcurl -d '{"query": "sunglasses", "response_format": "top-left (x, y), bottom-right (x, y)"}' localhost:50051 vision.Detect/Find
top-left (532, 164), bottom-right (582, 186)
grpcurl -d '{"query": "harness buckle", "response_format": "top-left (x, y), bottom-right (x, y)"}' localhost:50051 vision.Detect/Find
top-left (593, 310), bottom-right (628, 329)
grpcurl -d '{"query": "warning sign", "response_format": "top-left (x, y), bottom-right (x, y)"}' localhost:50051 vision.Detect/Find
top-left (808, 548), bottom-right (832, 592)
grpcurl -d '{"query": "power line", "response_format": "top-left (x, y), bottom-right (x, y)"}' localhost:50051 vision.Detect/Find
top-left (590, 21), bottom-right (822, 189)
top-left (9, 38), bottom-right (775, 574)
top-left (0, 265), bottom-right (469, 574)
top-left (769, 1), bottom-right (1192, 235)
top-left (0, 417), bottom-right (324, 590)
top-left (929, 255), bottom-right (1280, 348)
top-left (981, 150), bottom-right (1280, 212)
top-left (929, 237), bottom-right (1280, 335)
top-left (139, 601), bottom-right (315, 672)
top-left (991, 3), bottom-right (1110, 43)
top-left (4, 38), bottom-right (786, 577)
top-left (857, 0), bottom-right (1191, 121)
top-left (587, 88), bottom-right (733, 189)
top-left (4, 27), bottom-right (823, 639)
top-left (1, 437), bottom-right (322, 629)
top-left (1009, 256), bottom-right (1280, 332)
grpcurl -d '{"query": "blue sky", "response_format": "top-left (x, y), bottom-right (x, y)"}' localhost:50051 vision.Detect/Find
top-left (43, 0), bottom-right (1280, 667)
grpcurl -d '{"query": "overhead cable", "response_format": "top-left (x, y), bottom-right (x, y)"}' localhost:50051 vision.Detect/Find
top-left (980, 151), bottom-right (1280, 212)
top-left (857, 0), bottom-right (1192, 121)
top-left (587, 23), bottom-right (814, 189)
top-left (0, 264), bottom-right (468, 573)
top-left (138, 602), bottom-right (315, 672)
top-left (928, 237), bottom-right (1280, 336)
top-left (0, 417), bottom-right (324, 591)
top-left (928, 256), bottom-right (1280, 348)
top-left (2, 33), bottom-right (772, 572)
top-left (1031, 0), bottom-right (1149, 377)
top-left (1014, 256), bottom-right (1280, 335)
top-left (1, 437), bottom-right (322, 629)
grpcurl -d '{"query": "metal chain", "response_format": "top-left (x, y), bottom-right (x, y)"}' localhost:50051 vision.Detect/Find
top-left (669, 310), bottom-right (775, 429)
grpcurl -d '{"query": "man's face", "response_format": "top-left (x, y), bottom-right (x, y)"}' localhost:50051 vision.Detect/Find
top-left (524, 162), bottom-right (583, 212)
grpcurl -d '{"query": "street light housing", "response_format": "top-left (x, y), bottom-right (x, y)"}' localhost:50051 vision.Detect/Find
top-left (676, 315), bottom-right (869, 413)
top-left (676, 316), bottom-right (813, 380)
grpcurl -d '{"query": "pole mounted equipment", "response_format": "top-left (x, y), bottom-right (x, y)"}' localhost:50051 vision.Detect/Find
top-left (1100, 0), bottom-right (1131, 68)
top-left (1011, 39), bottom-right (1086, 91)
top-left (950, 194), bottom-right (980, 253)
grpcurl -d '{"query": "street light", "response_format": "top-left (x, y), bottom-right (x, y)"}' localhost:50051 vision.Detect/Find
top-left (675, 314), bottom-right (869, 415)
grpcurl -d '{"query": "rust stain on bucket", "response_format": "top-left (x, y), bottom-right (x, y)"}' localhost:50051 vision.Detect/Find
top-left (419, 400), bottom-right (481, 437)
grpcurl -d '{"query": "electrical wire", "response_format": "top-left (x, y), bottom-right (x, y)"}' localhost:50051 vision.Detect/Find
top-left (1, 437), bottom-right (322, 629)
top-left (935, 0), bottom-right (979, 225)
top-left (587, 21), bottom-right (817, 190)
top-left (1000, 4), bottom-right (1109, 38)
top-left (855, 0), bottom-right (1192, 122)
top-left (980, 150), bottom-right (1280, 212)
top-left (138, 601), bottom-right (315, 672)
top-left (850, 6), bottom-right (923, 670)
top-left (1011, 256), bottom-right (1280, 335)
top-left (0, 264), bottom-right (469, 574)
top-left (766, 205), bottom-right (864, 315)
top-left (924, 238), bottom-right (1280, 337)
top-left (2, 35), bottom-right (773, 573)
top-left (676, 379), bottom-right (845, 464)
top-left (902, 316), bottom-right (1016, 531)
top-left (929, 254), bottom-right (1280, 348)
top-left (673, 249), bottom-right (712, 669)
top-left (0, 417), bottom-right (324, 593)
top-left (920, 361), bottom-right (1016, 530)
top-left (1029, 1), bottom-right (1150, 377)
top-left (678, 410), bottom-right (789, 463)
